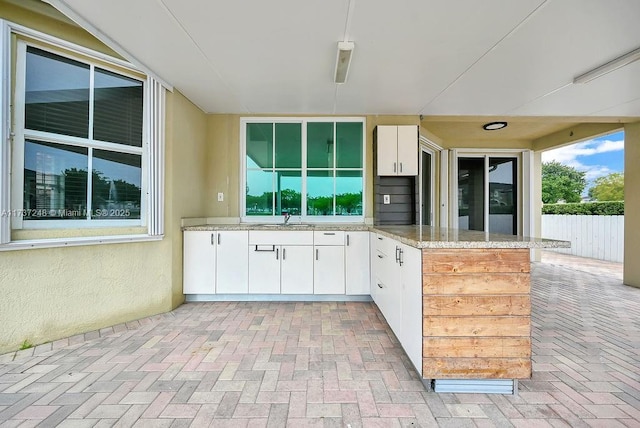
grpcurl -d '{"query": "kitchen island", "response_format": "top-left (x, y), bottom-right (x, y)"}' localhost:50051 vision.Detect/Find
top-left (182, 223), bottom-right (568, 392)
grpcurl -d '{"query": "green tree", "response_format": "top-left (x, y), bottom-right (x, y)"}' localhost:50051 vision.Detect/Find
top-left (541, 161), bottom-right (586, 204)
top-left (588, 172), bottom-right (624, 201)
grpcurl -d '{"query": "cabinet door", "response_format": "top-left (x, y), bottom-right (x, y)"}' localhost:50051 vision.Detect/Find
top-left (345, 232), bottom-right (370, 295)
top-left (248, 245), bottom-right (281, 293)
top-left (313, 246), bottom-right (345, 294)
top-left (396, 125), bottom-right (418, 175)
top-left (376, 125), bottom-right (398, 176)
top-left (400, 244), bottom-right (423, 373)
top-left (281, 245), bottom-right (314, 294)
top-left (183, 231), bottom-right (216, 294)
top-left (216, 231), bottom-right (249, 294)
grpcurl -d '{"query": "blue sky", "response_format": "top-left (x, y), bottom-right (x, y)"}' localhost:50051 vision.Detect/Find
top-left (541, 130), bottom-right (624, 192)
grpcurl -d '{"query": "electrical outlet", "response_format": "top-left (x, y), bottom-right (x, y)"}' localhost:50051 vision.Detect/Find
top-left (217, 192), bottom-right (224, 202)
top-left (383, 194), bottom-right (390, 204)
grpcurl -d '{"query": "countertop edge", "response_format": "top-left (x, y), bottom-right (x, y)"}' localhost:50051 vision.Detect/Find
top-left (182, 224), bottom-right (570, 249)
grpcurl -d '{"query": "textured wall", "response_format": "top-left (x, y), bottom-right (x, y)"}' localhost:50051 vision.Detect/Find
top-left (0, 3), bottom-right (211, 352)
top-left (166, 91), bottom-right (209, 307)
top-left (0, 241), bottom-right (172, 352)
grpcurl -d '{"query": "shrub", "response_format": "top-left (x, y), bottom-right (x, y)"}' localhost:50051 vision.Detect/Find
top-left (542, 201), bottom-right (624, 215)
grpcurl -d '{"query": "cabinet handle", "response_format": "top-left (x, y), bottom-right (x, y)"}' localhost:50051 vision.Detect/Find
top-left (377, 236), bottom-right (383, 241)
top-left (316, 249), bottom-right (319, 260)
top-left (399, 248), bottom-right (404, 266)
top-left (283, 248), bottom-right (286, 260)
top-left (276, 248), bottom-right (279, 260)
top-left (346, 235), bottom-right (350, 246)
top-left (211, 233), bottom-right (214, 245)
top-left (393, 162), bottom-right (396, 173)
top-left (377, 283), bottom-right (383, 289)
top-left (395, 246), bottom-right (400, 263)
top-left (323, 232), bottom-right (335, 235)
top-left (400, 162), bottom-right (403, 173)
top-left (218, 234), bottom-right (221, 245)
top-left (377, 254), bottom-right (384, 259)
top-left (254, 245), bottom-right (276, 252)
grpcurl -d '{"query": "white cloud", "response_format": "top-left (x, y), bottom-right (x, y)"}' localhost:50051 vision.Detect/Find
top-left (541, 137), bottom-right (624, 181)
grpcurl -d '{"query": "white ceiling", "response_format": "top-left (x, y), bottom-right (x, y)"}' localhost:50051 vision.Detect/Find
top-left (46, 0), bottom-right (640, 118)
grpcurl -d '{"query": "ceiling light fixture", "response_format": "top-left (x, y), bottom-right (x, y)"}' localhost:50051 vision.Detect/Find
top-left (573, 46), bottom-right (640, 84)
top-left (334, 41), bottom-right (354, 84)
top-left (482, 121), bottom-right (508, 131)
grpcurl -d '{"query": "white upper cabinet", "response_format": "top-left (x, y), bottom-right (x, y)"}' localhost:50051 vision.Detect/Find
top-left (376, 125), bottom-right (418, 176)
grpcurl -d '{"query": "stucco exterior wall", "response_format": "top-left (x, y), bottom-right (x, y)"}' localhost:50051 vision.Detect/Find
top-left (166, 91), bottom-right (209, 307)
top-left (0, 4), bottom-right (210, 353)
top-left (623, 122), bottom-right (640, 288)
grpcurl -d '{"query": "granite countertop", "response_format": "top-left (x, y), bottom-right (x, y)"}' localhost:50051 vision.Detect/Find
top-left (182, 223), bottom-right (570, 249)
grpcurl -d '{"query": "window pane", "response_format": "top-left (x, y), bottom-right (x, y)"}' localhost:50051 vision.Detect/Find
top-left (246, 170), bottom-right (273, 215)
top-left (458, 157), bottom-right (484, 231)
top-left (276, 170), bottom-right (301, 216)
top-left (336, 171), bottom-right (362, 216)
top-left (246, 123), bottom-right (273, 169)
top-left (25, 47), bottom-right (90, 138)
top-left (307, 122), bottom-right (334, 168)
top-left (92, 150), bottom-right (142, 219)
top-left (275, 123), bottom-right (301, 168)
top-left (489, 158), bottom-right (517, 235)
top-left (336, 122), bottom-right (363, 168)
top-left (94, 68), bottom-right (143, 147)
top-left (307, 171), bottom-right (334, 216)
top-left (23, 140), bottom-right (88, 219)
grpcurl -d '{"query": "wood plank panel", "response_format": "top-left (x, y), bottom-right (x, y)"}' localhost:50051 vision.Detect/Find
top-left (423, 273), bottom-right (530, 295)
top-left (422, 357), bottom-right (531, 379)
top-left (423, 249), bottom-right (530, 273)
top-left (423, 316), bottom-right (530, 337)
top-left (423, 295), bottom-right (530, 316)
top-left (423, 337), bottom-right (531, 358)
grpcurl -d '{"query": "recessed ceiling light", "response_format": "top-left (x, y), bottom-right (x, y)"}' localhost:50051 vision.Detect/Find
top-left (482, 121), bottom-right (508, 131)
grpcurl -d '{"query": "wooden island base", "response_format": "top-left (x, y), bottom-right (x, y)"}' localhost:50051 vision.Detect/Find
top-left (422, 248), bottom-right (531, 380)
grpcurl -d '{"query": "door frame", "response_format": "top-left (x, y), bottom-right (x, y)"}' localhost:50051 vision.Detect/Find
top-left (418, 136), bottom-right (443, 227)
top-left (450, 148), bottom-right (532, 235)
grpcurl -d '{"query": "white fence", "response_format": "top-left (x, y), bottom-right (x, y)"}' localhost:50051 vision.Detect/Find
top-left (541, 215), bottom-right (624, 263)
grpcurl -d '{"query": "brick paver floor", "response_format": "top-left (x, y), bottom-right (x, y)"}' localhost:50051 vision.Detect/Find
top-left (1, 255), bottom-right (638, 427)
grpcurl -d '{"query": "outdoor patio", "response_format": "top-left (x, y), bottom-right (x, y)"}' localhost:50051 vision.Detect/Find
top-left (0, 253), bottom-right (638, 427)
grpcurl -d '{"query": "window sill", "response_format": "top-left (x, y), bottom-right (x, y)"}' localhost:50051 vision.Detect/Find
top-left (0, 234), bottom-right (164, 252)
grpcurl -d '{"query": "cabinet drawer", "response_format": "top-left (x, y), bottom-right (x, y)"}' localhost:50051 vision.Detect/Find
top-left (374, 233), bottom-right (396, 257)
top-left (314, 230), bottom-right (345, 245)
top-left (249, 231), bottom-right (313, 245)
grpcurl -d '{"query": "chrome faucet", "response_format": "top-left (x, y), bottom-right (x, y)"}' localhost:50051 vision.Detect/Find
top-left (283, 212), bottom-right (291, 225)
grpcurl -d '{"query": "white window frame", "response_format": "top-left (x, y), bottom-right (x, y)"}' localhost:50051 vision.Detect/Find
top-left (13, 39), bottom-right (148, 229)
top-left (240, 117), bottom-right (366, 224)
top-left (450, 149), bottom-right (530, 235)
top-left (0, 20), bottom-right (166, 248)
top-left (418, 136), bottom-right (442, 227)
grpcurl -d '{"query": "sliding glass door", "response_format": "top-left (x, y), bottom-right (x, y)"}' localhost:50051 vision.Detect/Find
top-left (457, 156), bottom-right (517, 235)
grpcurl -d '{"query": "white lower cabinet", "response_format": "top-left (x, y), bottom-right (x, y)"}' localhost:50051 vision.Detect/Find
top-left (370, 233), bottom-right (422, 375)
top-left (399, 244), bottom-right (422, 372)
top-left (216, 231), bottom-right (249, 293)
top-left (281, 245), bottom-right (314, 294)
top-left (345, 232), bottom-right (370, 295)
top-left (248, 245), bottom-right (281, 293)
top-left (248, 231), bottom-right (315, 294)
top-left (183, 231), bottom-right (216, 294)
top-left (313, 245), bottom-right (345, 294)
top-left (183, 230), bottom-right (248, 294)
